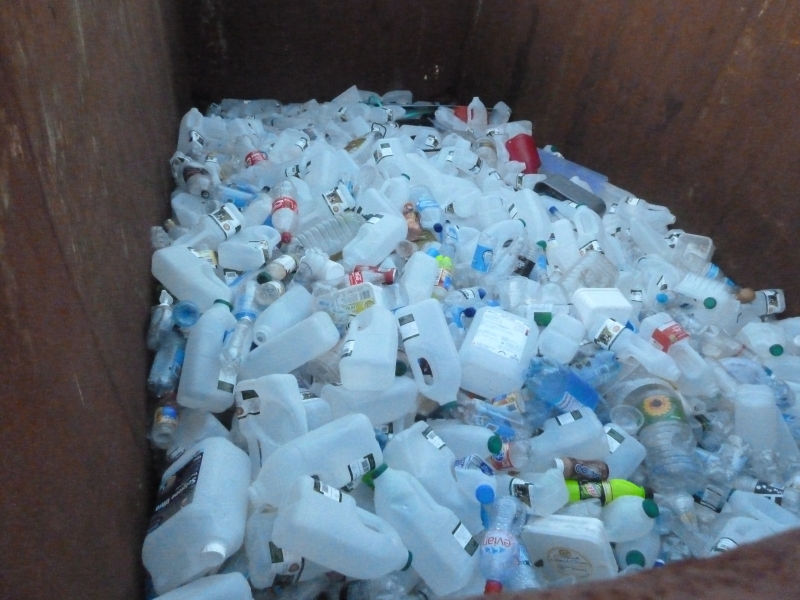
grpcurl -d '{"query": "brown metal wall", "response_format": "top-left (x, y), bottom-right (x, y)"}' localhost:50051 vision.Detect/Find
top-left (2, 1), bottom-right (800, 598)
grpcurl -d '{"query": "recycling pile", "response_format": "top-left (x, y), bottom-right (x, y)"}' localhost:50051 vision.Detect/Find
top-left (144, 86), bottom-right (800, 600)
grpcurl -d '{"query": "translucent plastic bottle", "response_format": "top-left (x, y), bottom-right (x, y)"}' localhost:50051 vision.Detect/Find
top-left (217, 225), bottom-right (280, 271)
top-left (294, 211), bottom-right (366, 256)
top-left (525, 356), bottom-right (602, 413)
top-left (623, 382), bottom-right (703, 494)
top-left (558, 250), bottom-right (620, 297)
top-left (600, 496), bottom-right (659, 542)
top-left (339, 305), bottom-right (398, 391)
top-left (367, 464), bottom-right (479, 596)
top-left (592, 318), bottom-right (681, 383)
top-left (395, 299), bottom-right (462, 405)
top-left (177, 300), bottom-right (237, 413)
top-left (480, 496), bottom-right (522, 594)
top-left (706, 516), bottom-right (774, 556)
top-left (251, 283), bottom-right (313, 345)
top-left (142, 437), bottom-right (251, 595)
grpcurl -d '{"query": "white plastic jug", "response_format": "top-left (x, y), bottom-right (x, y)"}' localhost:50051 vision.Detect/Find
top-left (395, 299), bottom-right (462, 405)
top-left (142, 437), bottom-right (250, 595)
top-left (154, 572), bottom-right (253, 600)
top-left (152, 245), bottom-right (233, 313)
top-left (339, 305), bottom-right (398, 391)
top-left (249, 412), bottom-right (383, 509)
top-left (341, 212), bottom-right (408, 271)
top-left (177, 300), bottom-right (236, 413)
top-left (321, 375), bottom-right (417, 428)
top-left (459, 306), bottom-right (538, 399)
top-left (272, 475), bottom-right (411, 579)
top-left (251, 283), bottom-right (313, 345)
top-left (369, 465), bottom-right (479, 596)
top-left (234, 374), bottom-right (309, 479)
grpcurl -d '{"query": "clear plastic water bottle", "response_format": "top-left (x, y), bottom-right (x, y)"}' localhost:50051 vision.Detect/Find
top-left (480, 496), bottom-right (522, 594)
top-left (623, 382), bottom-right (704, 494)
top-left (525, 356), bottom-right (602, 413)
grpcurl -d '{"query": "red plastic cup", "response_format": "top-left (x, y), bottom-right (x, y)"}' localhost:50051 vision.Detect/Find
top-left (505, 133), bottom-right (542, 174)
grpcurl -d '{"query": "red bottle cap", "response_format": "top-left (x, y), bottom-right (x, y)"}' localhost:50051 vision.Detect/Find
top-left (453, 106), bottom-right (469, 122)
top-left (505, 133), bottom-right (542, 174)
top-left (484, 580), bottom-right (503, 594)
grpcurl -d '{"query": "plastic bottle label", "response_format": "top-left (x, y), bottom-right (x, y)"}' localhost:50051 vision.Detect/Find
top-left (313, 478), bottom-right (344, 502)
top-left (373, 142), bottom-right (393, 163)
top-left (453, 522), bottom-right (479, 555)
top-left (556, 410), bottom-right (583, 426)
top-left (470, 310), bottom-right (530, 361)
top-left (471, 244), bottom-right (494, 272)
top-left (753, 481), bottom-right (784, 503)
top-left (547, 547), bottom-right (594, 578)
top-left (209, 204), bottom-right (243, 239)
top-left (651, 320), bottom-right (689, 351)
top-left (188, 130), bottom-right (204, 147)
top-left (154, 406), bottom-right (178, 427)
top-left (695, 484), bottom-right (728, 513)
top-left (507, 202), bottom-right (519, 219)
top-left (709, 537), bottom-right (739, 554)
top-left (421, 426), bottom-right (446, 449)
top-left (656, 275), bottom-right (669, 291)
top-left (514, 255), bottom-right (535, 277)
top-left (553, 392), bottom-right (584, 413)
top-left (339, 284), bottom-right (377, 315)
top-left (272, 254), bottom-right (298, 273)
top-left (398, 314), bottom-right (420, 342)
top-left (515, 173), bottom-right (525, 190)
top-left (272, 196), bottom-right (298, 213)
top-left (217, 369), bottom-right (237, 393)
top-left (425, 134), bottom-right (440, 150)
top-left (247, 239), bottom-right (273, 264)
top-left (189, 247), bottom-right (219, 266)
top-left (245, 149), bottom-right (267, 167)
top-left (606, 427), bottom-right (625, 453)
top-left (488, 442), bottom-right (515, 470)
top-left (435, 267), bottom-right (453, 290)
top-left (269, 542), bottom-right (305, 586)
top-left (764, 289), bottom-right (782, 314)
top-left (322, 186), bottom-right (348, 214)
top-left (415, 197), bottom-right (439, 213)
top-left (510, 477), bottom-right (532, 506)
top-left (341, 339), bottom-right (355, 358)
top-left (295, 137), bottom-right (309, 151)
top-left (594, 318), bottom-right (624, 350)
top-left (459, 288), bottom-right (477, 300)
top-left (574, 481), bottom-right (610, 504)
top-left (639, 394), bottom-right (687, 426)
top-left (455, 454), bottom-right (495, 475)
top-left (367, 215), bottom-right (383, 225)
top-left (444, 202), bottom-right (457, 214)
top-left (347, 454), bottom-right (377, 481)
top-left (579, 240), bottom-right (603, 255)
top-left (235, 388), bottom-right (261, 420)
top-left (148, 451), bottom-right (203, 533)
top-left (630, 289), bottom-right (643, 303)
top-left (468, 157), bottom-right (483, 174)
top-left (666, 231), bottom-right (682, 247)
top-left (706, 263), bottom-right (720, 278)
top-left (625, 196), bottom-right (642, 206)
top-left (182, 165), bottom-right (209, 182)
top-left (285, 164), bottom-right (301, 178)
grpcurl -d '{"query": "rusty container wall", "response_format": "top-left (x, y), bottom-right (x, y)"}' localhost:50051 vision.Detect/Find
top-left (2, 1), bottom-right (800, 599)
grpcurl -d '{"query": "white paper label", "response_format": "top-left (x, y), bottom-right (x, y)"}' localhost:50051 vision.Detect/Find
top-left (594, 318), bottom-right (625, 350)
top-left (322, 186), bottom-right (348, 214)
top-left (630, 289), bottom-right (643, 302)
top-left (209, 204), bottom-right (243, 239)
top-left (452, 522), bottom-right (478, 555)
top-left (341, 339), bottom-right (355, 358)
top-left (422, 426), bottom-right (446, 449)
top-left (606, 427), bottom-right (625, 453)
top-left (347, 454), bottom-right (376, 481)
top-left (398, 314), bottom-right (420, 342)
top-left (556, 410), bottom-right (583, 426)
top-left (579, 239), bottom-right (603, 255)
top-left (313, 479), bottom-right (343, 502)
top-left (374, 142), bottom-right (394, 163)
top-left (625, 196), bottom-right (642, 206)
top-left (459, 289), bottom-right (477, 300)
top-left (189, 247), bottom-right (218, 266)
top-left (425, 134), bottom-right (440, 149)
top-left (216, 369), bottom-right (237, 393)
top-left (235, 388), bottom-right (261, 420)
top-left (470, 310), bottom-right (530, 361)
top-left (367, 215), bottom-right (383, 225)
top-left (710, 537), bottom-right (739, 554)
top-left (764, 289), bottom-right (781, 314)
top-left (295, 137), bottom-right (309, 151)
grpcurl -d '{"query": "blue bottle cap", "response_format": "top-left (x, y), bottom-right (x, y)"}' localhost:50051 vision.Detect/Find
top-left (477, 288), bottom-right (487, 299)
top-left (433, 223), bottom-right (443, 233)
top-left (475, 484), bottom-right (495, 504)
top-left (464, 307), bottom-right (477, 318)
top-left (655, 292), bottom-right (668, 303)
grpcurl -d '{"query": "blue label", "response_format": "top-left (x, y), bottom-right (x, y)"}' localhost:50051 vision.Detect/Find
top-left (471, 244), bottom-right (494, 272)
top-left (706, 263), bottom-right (720, 278)
top-left (416, 197), bottom-right (439, 212)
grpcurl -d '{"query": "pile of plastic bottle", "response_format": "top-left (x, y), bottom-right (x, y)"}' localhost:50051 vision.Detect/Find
top-left (143, 86), bottom-right (800, 600)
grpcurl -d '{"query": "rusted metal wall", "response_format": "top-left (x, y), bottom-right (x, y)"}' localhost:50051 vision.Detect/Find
top-left (0, 1), bottom-right (184, 598)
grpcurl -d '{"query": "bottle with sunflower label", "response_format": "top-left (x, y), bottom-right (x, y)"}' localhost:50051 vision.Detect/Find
top-left (626, 383), bottom-right (704, 494)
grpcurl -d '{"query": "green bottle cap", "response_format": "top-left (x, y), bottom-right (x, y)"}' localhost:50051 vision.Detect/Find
top-left (487, 435), bottom-right (503, 455)
top-left (769, 344), bottom-right (784, 356)
top-left (703, 297), bottom-right (717, 309)
top-left (642, 499), bottom-right (660, 518)
top-left (361, 463), bottom-right (388, 489)
top-left (536, 240), bottom-right (547, 250)
top-left (256, 272), bottom-right (271, 284)
top-left (395, 361), bottom-right (408, 376)
top-left (626, 550), bottom-right (646, 567)
top-left (213, 299), bottom-right (233, 311)
top-left (534, 312), bottom-right (553, 327)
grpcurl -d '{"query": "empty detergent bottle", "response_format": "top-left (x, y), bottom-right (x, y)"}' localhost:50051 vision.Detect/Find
top-left (366, 464), bottom-right (479, 596)
top-left (272, 475), bottom-right (411, 580)
top-left (177, 300), bottom-right (237, 413)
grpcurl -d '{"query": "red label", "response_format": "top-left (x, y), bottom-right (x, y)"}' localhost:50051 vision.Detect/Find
top-left (245, 150), bottom-right (267, 167)
top-left (182, 166), bottom-right (208, 183)
top-left (348, 271), bottom-right (364, 286)
top-left (651, 320), bottom-right (689, 351)
top-left (272, 197), bottom-right (298, 213)
top-left (488, 443), bottom-right (515, 470)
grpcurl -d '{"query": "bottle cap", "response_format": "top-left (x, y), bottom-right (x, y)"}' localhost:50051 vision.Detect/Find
top-left (395, 361), bottom-right (408, 376)
top-left (769, 344), bottom-right (784, 356)
top-left (477, 288), bottom-right (487, 299)
top-left (256, 272), bottom-right (271, 284)
top-left (433, 223), bottom-right (443, 233)
top-left (464, 307), bottom-right (477, 318)
top-left (655, 292), bottom-right (668, 304)
top-left (642, 499), bottom-right (660, 518)
top-left (213, 299), bottom-right (233, 311)
top-left (475, 484), bottom-right (495, 504)
top-left (626, 550), bottom-right (646, 567)
top-left (488, 435), bottom-right (503, 455)
top-left (280, 232), bottom-right (293, 245)
top-left (536, 240), bottom-right (547, 250)
top-left (703, 297), bottom-right (717, 309)
top-left (484, 580), bottom-right (503, 594)
top-left (361, 463), bottom-right (388, 488)
top-left (534, 312), bottom-right (552, 327)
